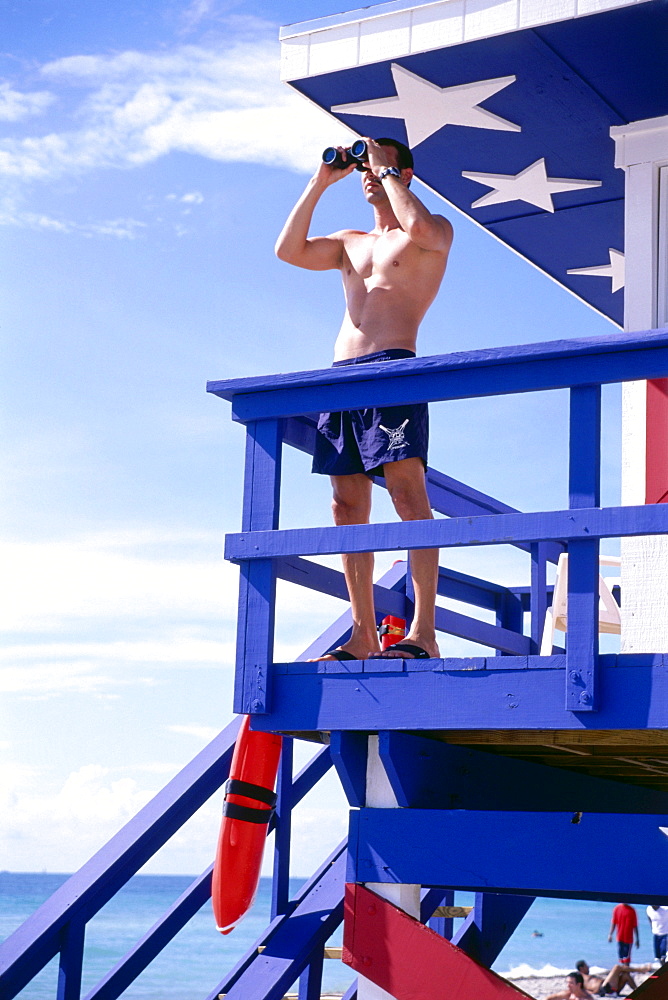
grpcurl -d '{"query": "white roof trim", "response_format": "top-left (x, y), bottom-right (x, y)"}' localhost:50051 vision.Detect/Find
top-left (280, 0), bottom-right (649, 81)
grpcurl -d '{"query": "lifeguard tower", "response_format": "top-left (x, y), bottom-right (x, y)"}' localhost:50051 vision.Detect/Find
top-left (1, 1), bottom-right (667, 998)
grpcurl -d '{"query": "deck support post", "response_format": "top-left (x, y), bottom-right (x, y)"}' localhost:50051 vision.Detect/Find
top-left (357, 736), bottom-right (421, 1000)
top-left (56, 920), bottom-right (85, 1000)
top-left (566, 385), bottom-right (601, 711)
top-left (272, 736), bottom-right (294, 920)
top-left (234, 418), bottom-right (283, 715)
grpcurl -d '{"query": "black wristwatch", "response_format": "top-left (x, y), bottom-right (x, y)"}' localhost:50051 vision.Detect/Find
top-left (378, 166), bottom-right (401, 182)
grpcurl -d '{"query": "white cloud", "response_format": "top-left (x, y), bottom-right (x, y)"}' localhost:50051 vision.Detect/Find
top-left (180, 191), bottom-right (203, 204)
top-left (0, 35), bottom-right (353, 185)
top-left (0, 761), bottom-right (156, 871)
top-left (0, 81), bottom-right (54, 121)
top-left (0, 200), bottom-right (146, 237)
top-left (0, 531), bottom-right (240, 632)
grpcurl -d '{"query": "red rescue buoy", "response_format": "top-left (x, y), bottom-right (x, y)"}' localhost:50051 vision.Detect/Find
top-left (212, 716), bottom-right (282, 934)
top-left (378, 615), bottom-right (406, 649)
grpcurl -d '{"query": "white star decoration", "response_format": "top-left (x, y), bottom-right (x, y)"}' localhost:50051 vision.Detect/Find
top-left (567, 249), bottom-right (625, 293)
top-left (462, 158), bottom-right (602, 213)
top-left (331, 63), bottom-right (520, 147)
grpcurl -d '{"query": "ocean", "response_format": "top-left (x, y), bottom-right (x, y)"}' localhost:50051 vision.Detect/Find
top-left (0, 872), bottom-right (651, 998)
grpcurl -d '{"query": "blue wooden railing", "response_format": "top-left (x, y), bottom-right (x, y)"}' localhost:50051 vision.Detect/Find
top-left (207, 327), bottom-right (668, 724)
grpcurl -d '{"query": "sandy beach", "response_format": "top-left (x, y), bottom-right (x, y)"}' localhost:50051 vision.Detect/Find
top-left (507, 971), bottom-right (654, 999)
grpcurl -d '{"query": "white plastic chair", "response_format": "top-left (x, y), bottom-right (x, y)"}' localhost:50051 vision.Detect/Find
top-left (540, 554), bottom-right (621, 655)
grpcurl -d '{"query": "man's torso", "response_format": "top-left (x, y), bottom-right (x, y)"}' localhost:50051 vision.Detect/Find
top-left (333, 226), bottom-right (448, 361)
top-left (614, 905), bottom-right (637, 941)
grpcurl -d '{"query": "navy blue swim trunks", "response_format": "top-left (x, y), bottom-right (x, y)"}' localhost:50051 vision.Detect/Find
top-left (312, 349), bottom-right (429, 478)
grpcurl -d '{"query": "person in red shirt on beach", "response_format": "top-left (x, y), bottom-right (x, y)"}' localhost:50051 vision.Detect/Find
top-left (608, 903), bottom-right (640, 965)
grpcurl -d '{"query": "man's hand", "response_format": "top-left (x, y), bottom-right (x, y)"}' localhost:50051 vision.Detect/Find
top-left (314, 147), bottom-right (357, 189)
top-left (362, 137), bottom-right (396, 177)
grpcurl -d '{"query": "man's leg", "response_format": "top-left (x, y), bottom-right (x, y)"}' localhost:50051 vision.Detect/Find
top-left (308, 472), bottom-right (381, 661)
top-left (379, 457), bottom-right (439, 659)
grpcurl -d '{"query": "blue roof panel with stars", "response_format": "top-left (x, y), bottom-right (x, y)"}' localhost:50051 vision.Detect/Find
top-left (285, 1), bottom-right (668, 327)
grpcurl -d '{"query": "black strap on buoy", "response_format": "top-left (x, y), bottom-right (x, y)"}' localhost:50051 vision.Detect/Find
top-left (222, 778), bottom-right (277, 823)
top-left (224, 778), bottom-right (277, 806)
top-left (222, 801), bottom-right (273, 824)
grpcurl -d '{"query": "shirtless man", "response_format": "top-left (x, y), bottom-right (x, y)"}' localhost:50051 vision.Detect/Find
top-left (546, 971), bottom-right (594, 1000)
top-left (576, 959), bottom-right (638, 995)
top-left (275, 137), bottom-right (453, 661)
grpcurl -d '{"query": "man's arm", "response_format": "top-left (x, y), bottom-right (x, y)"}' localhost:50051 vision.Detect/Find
top-left (364, 138), bottom-right (453, 253)
top-left (275, 153), bottom-right (355, 271)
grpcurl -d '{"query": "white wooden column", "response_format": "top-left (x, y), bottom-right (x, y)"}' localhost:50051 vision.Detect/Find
top-left (611, 116), bottom-right (668, 652)
top-left (357, 736), bottom-right (421, 1000)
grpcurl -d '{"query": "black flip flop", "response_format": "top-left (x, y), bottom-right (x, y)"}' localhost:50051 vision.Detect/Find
top-left (370, 642), bottom-right (431, 660)
top-left (322, 648), bottom-right (358, 661)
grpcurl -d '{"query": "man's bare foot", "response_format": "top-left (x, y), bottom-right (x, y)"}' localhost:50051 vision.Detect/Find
top-left (308, 638), bottom-right (381, 662)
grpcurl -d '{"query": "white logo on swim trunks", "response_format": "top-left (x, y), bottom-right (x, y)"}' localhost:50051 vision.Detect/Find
top-left (380, 418), bottom-right (409, 450)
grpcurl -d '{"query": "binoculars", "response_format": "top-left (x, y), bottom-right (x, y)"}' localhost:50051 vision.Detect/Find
top-left (322, 139), bottom-right (368, 171)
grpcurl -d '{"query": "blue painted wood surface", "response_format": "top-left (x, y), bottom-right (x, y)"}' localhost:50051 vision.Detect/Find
top-left (226, 505), bottom-right (668, 563)
top-left (377, 731), bottom-right (668, 813)
top-left (530, 542), bottom-right (548, 653)
top-left (206, 327), bottom-right (668, 422)
top-left (271, 739), bottom-right (293, 920)
top-left (235, 419), bottom-right (283, 714)
top-left (298, 948), bottom-right (324, 1000)
top-left (566, 386), bottom-right (602, 710)
top-left (57, 920), bottom-right (85, 1000)
top-left (452, 895), bottom-right (535, 968)
top-left (348, 809), bottom-right (668, 901)
top-left (251, 654), bottom-right (668, 732)
top-left (330, 732), bottom-right (368, 808)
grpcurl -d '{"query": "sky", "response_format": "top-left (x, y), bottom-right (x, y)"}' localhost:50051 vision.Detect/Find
top-left (0, 0), bottom-right (621, 881)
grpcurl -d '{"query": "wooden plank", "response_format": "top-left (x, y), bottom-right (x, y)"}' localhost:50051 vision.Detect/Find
top-left (225, 504), bottom-right (668, 563)
top-left (56, 920), bottom-right (85, 1000)
top-left (433, 906), bottom-right (472, 919)
top-left (342, 884), bottom-right (532, 1000)
top-left (207, 327), bottom-right (668, 419)
top-left (248, 655), bottom-right (668, 733)
top-left (234, 419), bottom-right (283, 715)
top-left (452, 894), bottom-right (535, 967)
top-left (566, 386), bottom-right (601, 711)
top-left (349, 809), bottom-right (668, 901)
top-left (330, 733), bottom-right (368, 808)
top-left (272, 740), bottom-right (293, 920)
top-left (530, 542), bottom-right (548, 653)
top-left (376, 731), bottom-right (668, 813)
top-left (431, 728), bottom-right (668, 747)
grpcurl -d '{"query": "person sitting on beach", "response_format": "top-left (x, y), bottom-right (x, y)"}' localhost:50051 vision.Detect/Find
top-left (575, 960), bottom-right (637, 996)
top-left (546, 971), bottom-right (594, 1000)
